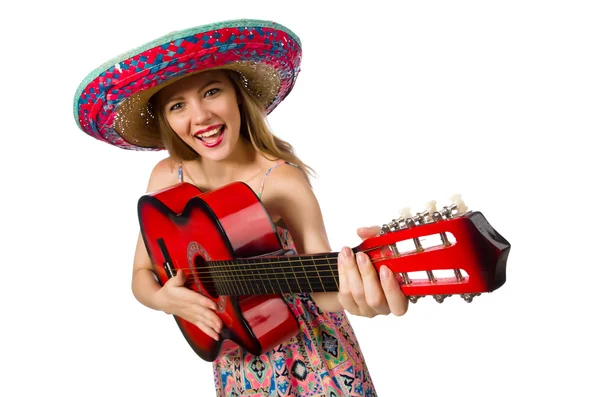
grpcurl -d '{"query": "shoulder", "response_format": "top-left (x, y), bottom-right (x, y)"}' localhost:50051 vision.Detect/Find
top-left (146, 157), bottom-right (180, 193)
top-left (259, 160), bottom-right (329, 254)
top-left (260, 161), bottom-right (317, 217)
top-left (263, 161), bottom-right (309, 196)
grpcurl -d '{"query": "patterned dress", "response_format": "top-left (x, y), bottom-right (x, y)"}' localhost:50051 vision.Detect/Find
top-left (179, 161), bottom-right (377, 397)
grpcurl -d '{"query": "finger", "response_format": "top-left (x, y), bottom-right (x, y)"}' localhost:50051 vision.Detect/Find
top-left (165, 269), bottom-right (186, 287)
top-left (356, 253), bottom-right (390, 315)
top-left (195, 320), bottom-right (220, 341)
top-left (172, 282), bottom-right (219, 311)
top-left (379, 265), bottom-right (408, 316)
top-left (197, 306), bottom-right (223, 332)
top-left (193, 293), bottom-right (219, 311)
top-left (337, 249), bottom-right (359, 314)
top-left (192, 305), bottom-right (223, 336)
top-left (340, 247), bottom-right (370, 311)
top-left (357, 226), bottom-right (381, 240)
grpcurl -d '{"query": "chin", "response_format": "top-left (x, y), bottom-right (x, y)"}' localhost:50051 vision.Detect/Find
top-left (201, 147), bottom-right (233, 162)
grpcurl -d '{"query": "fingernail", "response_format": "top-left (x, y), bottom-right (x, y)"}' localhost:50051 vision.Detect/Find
top-left (380, 265), bottom-right (389, 279)
top-left (357, 252), bottom-right (366, 266)
top-left (338, 247), bottom-right (347, 259)
top-left (344, 247), bottom-right (351, 258)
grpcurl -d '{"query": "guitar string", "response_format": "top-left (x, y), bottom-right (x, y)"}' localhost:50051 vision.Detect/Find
top-left (164, 253), bottom-right (414, 279)
top-left (176, 262), bottom-right (464, 291)
top-left (180, 272), bottom-right (464, 282)
top-left (178, 264), bottom-right (455, 282)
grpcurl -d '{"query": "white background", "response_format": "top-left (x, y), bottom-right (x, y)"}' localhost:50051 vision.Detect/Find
top-left (1, 1), bottom-right (598, 396)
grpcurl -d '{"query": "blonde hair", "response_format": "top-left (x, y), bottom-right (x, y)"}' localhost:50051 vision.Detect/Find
top-left (149, 70), bottom-right (314, 185)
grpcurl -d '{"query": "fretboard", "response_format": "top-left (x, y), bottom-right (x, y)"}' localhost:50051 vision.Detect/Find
top-left (205, 252), bottom-right (341, 296)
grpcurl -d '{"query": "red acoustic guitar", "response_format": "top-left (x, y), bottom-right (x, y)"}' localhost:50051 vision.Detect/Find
top-left (138, 181), bottom-right (510, 362)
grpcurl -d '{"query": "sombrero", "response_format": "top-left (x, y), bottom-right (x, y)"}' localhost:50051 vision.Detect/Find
top-left (72, 19), bottom-right (302, 151)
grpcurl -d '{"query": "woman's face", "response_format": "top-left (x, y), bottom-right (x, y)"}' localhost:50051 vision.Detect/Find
top-left (158, 70), bottom-right (242, 161)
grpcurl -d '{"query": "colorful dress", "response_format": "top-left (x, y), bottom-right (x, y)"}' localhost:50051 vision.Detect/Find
top-left (179, 161), bottom-right (377, 397)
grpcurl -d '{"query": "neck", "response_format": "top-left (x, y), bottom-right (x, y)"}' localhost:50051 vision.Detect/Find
top-left (191, 140), bottom-right (260, 189)
top-left (202, 252), bottom-right (342, 297)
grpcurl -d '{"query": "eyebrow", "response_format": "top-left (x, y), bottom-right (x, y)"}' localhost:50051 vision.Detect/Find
top-left (164, 79), bottom-right (223, 104)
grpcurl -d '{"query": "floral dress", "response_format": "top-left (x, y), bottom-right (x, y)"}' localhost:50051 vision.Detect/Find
top-left (179, 161), bottom-right (377, 397)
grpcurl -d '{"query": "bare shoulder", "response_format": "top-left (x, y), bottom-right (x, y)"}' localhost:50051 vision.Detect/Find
top-left (146, 157), bottom-right (180, 193)
top-left (260, 161), bottom-right (329, 254)
top-left (260, 161), bottom-right (318, 219)
top-left (263, 162), bottom-right (311, 198)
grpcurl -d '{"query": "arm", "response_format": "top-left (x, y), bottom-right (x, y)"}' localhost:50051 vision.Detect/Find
top-left (260, 165), bottom-right (408, 317)
top-left (131, 159), bottom-right (223, 340)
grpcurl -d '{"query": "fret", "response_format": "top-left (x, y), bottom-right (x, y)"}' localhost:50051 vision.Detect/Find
top-left (300, 255), bottom-right (322, 292)
top-left (214, 260), bottom-right (244, 296)
top-left (272, 255), bottom-right (292, 294)
top-left (225, 260), bottom-right (236, 296)
top-left (254, 257), bottom-right (277, 295)
top-left (211, 261), bottom-right (224, 296)
top-left (312, 253), bottom-right (339, 292)
top-left (265, 256), bottom-right (283, 294)
top-left (245, 258), bottom-right (259, 295)
top-left (234, 258), bottom-right (247, 295)
top-left (312, 255), bottom-right (326, 292)
top-left (286, 256), bottom-right (302, 293)
top-left (257, 258), bottom-right (272, 295)
top-left (244, 258), bottom-right (262, 295)
top-left (211, 261), bottom-right (230, 295)
top-left (212, 261), bottom-right (227, 296)
top-left (251, 258), bottom-right (264, 295)
top-left (297, 256), bottom-right (314, 293)
top-left (226, 260), bottom-right (240, 296)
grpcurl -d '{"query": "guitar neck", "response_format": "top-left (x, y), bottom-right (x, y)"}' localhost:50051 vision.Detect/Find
top-left (206, 252), bottom-right (341, 296)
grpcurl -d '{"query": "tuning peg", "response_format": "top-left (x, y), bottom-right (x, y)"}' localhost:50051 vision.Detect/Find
top-left (460, 293), bottom-right (481, 303)
top-left (424, 200), bottom-right (437, 215)
top-left (423, 200), bottom-right (439, 222)
top-left (449, 194), bottom-right (468, 215)
top-left (433, 294), bottom-right (451, 303)
top-left (409, 295), bottom-right (424, 304)
top-left (398, 207), bottom-right (412, 219)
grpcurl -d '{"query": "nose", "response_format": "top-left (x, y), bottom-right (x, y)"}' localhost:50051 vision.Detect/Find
top-left (190, 98), bottom-right (211, 125)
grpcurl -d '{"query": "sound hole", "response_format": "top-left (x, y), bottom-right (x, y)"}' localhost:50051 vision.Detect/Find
top-left (192, 255), bottom-right (219, 299)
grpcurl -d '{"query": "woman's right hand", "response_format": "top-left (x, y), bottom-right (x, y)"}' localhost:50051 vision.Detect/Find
top-left (153, 270), bottom-right (223, 341)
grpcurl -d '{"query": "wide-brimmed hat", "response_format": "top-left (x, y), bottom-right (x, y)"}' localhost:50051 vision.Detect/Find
top-left (73, 19), bottom-right (302, 151)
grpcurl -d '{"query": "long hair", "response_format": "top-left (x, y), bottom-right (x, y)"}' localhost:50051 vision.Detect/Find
top-left (149, 70), bottom-right (314, 185)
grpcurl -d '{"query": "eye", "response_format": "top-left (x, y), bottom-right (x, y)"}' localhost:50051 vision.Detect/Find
top-left (205, 88), bottom-right (220, 97)
top-left (168, 102), bottom-right (183, 112)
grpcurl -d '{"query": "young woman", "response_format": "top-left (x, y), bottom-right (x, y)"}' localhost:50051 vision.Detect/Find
top-left (74, 19), bottom-right (408, 396)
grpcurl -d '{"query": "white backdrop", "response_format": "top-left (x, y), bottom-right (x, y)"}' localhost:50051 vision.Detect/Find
top-left (1, 1), bottom-right (598, 396)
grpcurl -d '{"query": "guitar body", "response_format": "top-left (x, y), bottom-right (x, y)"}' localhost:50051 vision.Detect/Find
top-left (138, 182), bottom-right (299, 362)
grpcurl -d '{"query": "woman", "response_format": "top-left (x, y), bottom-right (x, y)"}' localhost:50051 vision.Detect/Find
top-left (73, 19), bottom-right (408, 396)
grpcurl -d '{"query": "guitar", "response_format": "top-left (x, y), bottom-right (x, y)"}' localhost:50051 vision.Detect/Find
top-left (138, 181), bottom-right (510, 362)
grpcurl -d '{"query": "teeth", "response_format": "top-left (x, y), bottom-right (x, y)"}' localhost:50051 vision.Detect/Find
top-left (197, 126), bottom-right (222, 138)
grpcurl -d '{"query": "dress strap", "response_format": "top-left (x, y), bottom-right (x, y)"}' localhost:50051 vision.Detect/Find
top-left (258, 160), bottom-right (300, 199)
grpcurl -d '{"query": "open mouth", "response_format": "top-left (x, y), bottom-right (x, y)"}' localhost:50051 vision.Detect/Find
top-left (195, 125), bottom-right (225, 148)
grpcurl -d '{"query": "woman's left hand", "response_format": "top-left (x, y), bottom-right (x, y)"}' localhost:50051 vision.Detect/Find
top-left (337, 226), bottom-right (409, 317)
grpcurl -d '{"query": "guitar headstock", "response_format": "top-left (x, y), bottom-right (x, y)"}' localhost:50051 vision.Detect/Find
top-left (358, 194), bottom-right (509, 304)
